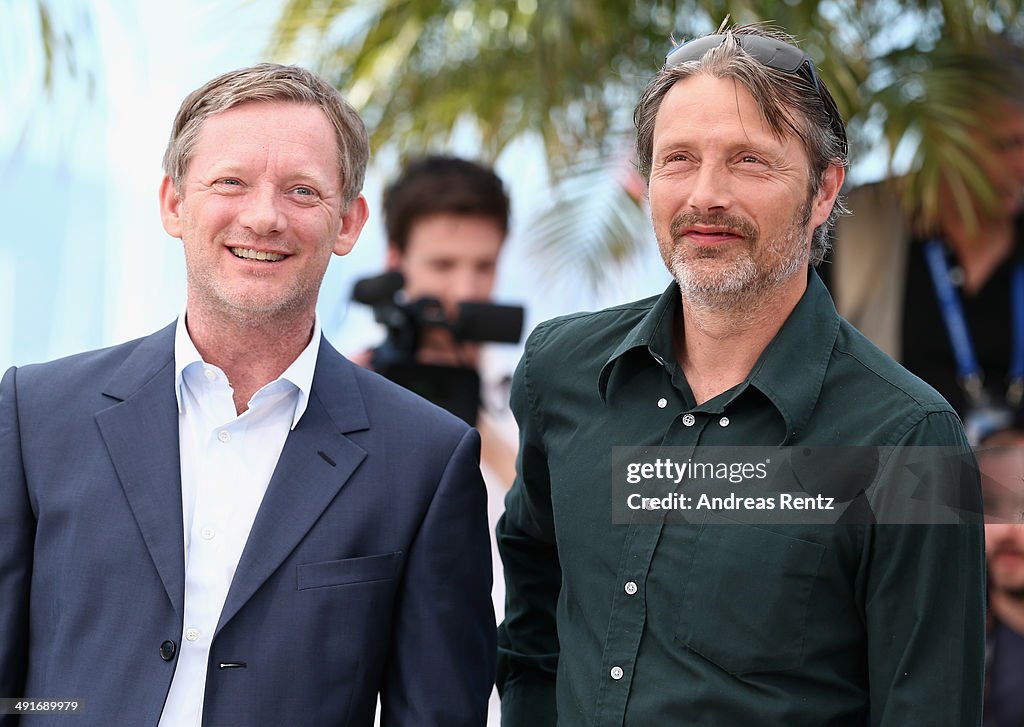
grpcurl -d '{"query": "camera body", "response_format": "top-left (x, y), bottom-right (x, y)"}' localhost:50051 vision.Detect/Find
top-left (352, 271), bottom-right (524, 425)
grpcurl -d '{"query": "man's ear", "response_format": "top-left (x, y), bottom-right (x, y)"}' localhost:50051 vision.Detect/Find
top-left (385, 244), bottom-right (403, 271)
top-left (809, 163), bottom-right (845, 229)
top-left (159, 175), bottom-right (183, 239)
top-left (334, 194), bottom-right (370, 256)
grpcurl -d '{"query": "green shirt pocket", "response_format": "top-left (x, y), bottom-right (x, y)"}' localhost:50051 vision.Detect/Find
top-left (674, 520), bottom-right (825, 675)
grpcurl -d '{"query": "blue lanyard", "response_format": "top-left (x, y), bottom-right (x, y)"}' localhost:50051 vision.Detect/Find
top-left (923, 239), bottom-right (1024, 405)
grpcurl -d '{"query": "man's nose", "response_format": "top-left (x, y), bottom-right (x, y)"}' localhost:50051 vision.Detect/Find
top-left (238, 186), bottom-right (287, 236)
top-left (987, 522), bottom-right (1022, 541)
top-left (445, 269), bottom-right (492, 318)
top-left (686, 164), bottom-right (731, 213)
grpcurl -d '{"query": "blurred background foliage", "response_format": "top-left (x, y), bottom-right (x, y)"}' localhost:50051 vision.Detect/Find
top-left (268, 0), bottom-right (1024, 284)
top-left (3, 0), bottom-right (97, 173)
top-left (29, 0), bottom-right (91, 97)
top-left (20, 2), bottom-right (1023, 286)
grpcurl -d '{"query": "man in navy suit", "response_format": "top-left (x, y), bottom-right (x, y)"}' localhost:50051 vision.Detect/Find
top-left (0, 64), bottom-right (495, 726)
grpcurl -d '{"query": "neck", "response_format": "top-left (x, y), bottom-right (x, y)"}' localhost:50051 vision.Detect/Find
top-left (185, 304), bottom-right (315, 414)
top-left (992, 588), bottom-right (1024, 636)
top-left (941, 211), bottom-right (1015, 295)
top-left (676, 275), bottom-right (806, 405)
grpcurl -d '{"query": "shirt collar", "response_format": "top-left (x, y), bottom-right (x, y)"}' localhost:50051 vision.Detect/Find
top-left (173, 308), bottom-right (322, 430)
top-left (598, 281), bottom-right (679, 399)
top-left (599, 270), bottom-right (839, 442)
top-left (745, 270), bottom-right (840, 441)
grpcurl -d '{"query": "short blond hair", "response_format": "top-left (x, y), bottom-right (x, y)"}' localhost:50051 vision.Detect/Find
top-left (162, 63), bottom-right (368, 205)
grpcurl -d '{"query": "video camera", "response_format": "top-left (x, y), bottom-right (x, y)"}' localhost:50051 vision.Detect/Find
top-left (352, 271), bottom-right (524, 425)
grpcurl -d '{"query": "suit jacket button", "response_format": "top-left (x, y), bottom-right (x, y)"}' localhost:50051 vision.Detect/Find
top-left (160, 640), bottom-right (177, 661)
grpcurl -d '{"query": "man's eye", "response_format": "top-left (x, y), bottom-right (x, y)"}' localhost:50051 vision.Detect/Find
top-left (216, 178), bottom-right (241, 186)
top-left (293, 186), bottom-right (316, 196)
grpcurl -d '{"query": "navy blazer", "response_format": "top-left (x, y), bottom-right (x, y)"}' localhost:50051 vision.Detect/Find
top-left (0, 322), bottom-right (495, 726)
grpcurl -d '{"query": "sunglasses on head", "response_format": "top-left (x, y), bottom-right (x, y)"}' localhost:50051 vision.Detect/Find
top-left (666, 34), bottom-right (812, 73)
top-left (665, 33), bottom-right (847, 156)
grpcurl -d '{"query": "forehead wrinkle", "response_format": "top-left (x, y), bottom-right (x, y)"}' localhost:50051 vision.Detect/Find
top-left (653, 75), bottom-right (805, 168)
top-left (194, 101), bottom-right (341, 180)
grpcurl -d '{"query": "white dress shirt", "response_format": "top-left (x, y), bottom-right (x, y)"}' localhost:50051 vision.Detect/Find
top-left (157, 312), bottom-right (320, 727)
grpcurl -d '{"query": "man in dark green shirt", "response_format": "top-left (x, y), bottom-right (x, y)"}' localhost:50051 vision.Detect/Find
top-left (496, 24), bottom-right (984, 727)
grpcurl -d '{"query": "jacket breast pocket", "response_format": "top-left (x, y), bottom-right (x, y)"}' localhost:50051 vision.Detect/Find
top-left (674, 521), bottom-right (824, 675)
top-left (296, 551), bottom-right (402, 591)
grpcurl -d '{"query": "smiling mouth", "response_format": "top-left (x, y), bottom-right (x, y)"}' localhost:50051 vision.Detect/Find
top-left (230, 247), bottom-right (287, 262)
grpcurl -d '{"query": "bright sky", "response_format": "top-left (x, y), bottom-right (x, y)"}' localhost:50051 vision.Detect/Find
top-left (0, 0), bottom-right (667, 369)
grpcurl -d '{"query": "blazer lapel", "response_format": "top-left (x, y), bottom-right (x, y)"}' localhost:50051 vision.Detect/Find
top-left (217, 340), bottom-right (370, 633)
top-left (95, 323), bottom-right (185, 618)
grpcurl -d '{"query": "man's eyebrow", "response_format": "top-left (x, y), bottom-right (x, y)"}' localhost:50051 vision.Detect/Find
top-left (200, 162), bottom-right (243, 176)
top-left (287, 170), bottom-right (336, 186)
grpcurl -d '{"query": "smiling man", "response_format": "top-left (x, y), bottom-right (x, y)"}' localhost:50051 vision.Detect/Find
top-left (497, 25), bottom-right (984, 727)
top-left (0, 64), bottom-right (494, 726)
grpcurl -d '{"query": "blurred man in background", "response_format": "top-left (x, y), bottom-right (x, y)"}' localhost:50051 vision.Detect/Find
top-left (356, 155), bottom-right (519, 486)
top-left (979, 434), bottom-right (1024, 726)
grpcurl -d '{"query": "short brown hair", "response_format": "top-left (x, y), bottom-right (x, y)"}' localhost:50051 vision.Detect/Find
top-left (383, 156), bottom-right (510, 253)
top-left (162, 63), bottom-right (369, 206)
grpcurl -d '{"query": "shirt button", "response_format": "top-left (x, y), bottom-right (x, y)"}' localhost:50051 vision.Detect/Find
top-left (185, 628), bottom-right (200, 642)
top-left (657, 398), bottom-right (668, 409)
top-left (682, 413), bottom-right (696, 427)
top-left (201, 527), bottom-right (216, 540)
top-left (719, 416), bottom-right (730, 427)
top-left (624, 581), bottom-right (638, 595)
top-left (204, 368), bottom-right (217, 381)
top-left (218, 430), bottom-right (231, 443)
top-left (610, 666), bottom-right (624, 680)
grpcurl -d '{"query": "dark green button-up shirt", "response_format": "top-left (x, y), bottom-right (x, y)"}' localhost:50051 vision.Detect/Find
top-left (496, 271), bottom-right (984, 726)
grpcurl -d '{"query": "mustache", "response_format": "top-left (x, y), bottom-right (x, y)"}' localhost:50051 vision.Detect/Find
top-left (670, 212), bottom-right (758, 241)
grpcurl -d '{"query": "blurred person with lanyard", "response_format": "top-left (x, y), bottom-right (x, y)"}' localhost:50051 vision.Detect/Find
top-left (827, 41), bottom-right (1024, 445)
top-left (496, 23), bottom-right (984, 726)
top-left (0, 65), bottom-right (494, 726)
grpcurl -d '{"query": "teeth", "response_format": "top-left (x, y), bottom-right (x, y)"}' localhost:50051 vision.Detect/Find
top-left (231, 247), bottom-right (286, 262)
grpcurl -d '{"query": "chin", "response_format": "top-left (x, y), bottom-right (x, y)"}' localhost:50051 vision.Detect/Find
top-left (672, 256), bottom-right (754, 289)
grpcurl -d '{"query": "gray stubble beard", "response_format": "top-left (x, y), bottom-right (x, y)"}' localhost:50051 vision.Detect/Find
top-left (659, 199), bottom-right (813, 313)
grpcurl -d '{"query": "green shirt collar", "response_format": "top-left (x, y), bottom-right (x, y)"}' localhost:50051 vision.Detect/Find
top-left (599, 270), bottom-right (840, 442)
